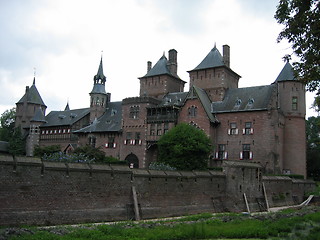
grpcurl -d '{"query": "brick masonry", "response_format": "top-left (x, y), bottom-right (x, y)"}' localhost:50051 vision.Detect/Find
top-left (0, 156), bottom-right (315, 226)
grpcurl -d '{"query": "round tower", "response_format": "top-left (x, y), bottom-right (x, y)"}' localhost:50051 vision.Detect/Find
top-left (277, 62), bottom-right (306, 178)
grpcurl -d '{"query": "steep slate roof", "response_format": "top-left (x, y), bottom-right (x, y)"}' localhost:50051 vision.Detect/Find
top-left (74, 101), bottom-right (122, 133)
top-left (142, 55), bottom-right (181, 79)
top-left (17, 78), bottom-right (46, 106)
top-left (91, 57), bottom-right (107, 94)
top-left (31, 107), bottom-right (46, 122)
top-left (42, 108), bottom-right (90, 127)
top-left (188, 85), bottom-right (219, 123)
top-left (275, 62), bottom-right (296, 82)
top-left (211, 85), bottom-right (276, 113)
top-left (157, 92), bottom-right (188, 107)
top-left (192, 46), bottom-right (224, 71)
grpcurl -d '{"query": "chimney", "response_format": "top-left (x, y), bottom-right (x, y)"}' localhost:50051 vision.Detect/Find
top-left (147, 61), bottom-right (152, 72)
top-left (168, 49), bottom-right (177, 75)
top-left (25, 86), bottom-right (29, 93)
top-left (223, 45), bottom-right (230, 68)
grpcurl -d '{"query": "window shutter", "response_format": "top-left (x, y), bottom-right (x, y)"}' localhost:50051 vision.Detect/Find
top-left (124, 140), bottom-right (127, 145)
top-left (240, 152), bottom-right (243, 160)
top-left (224, 152), bottom-right (228, 160)
top-left (242, 128), bottom-right (245, 135)
top-left (249, 151), bottom-right (253, 160)
top-left (228, 129), bottom-right (231, 135)
top-left (215, 152), bottom-right (218, 159)
top-left (139, 140), bottom-right (142, 145)
top-left (235, 128), bottom-right (239, 135)
top-left (113, 143), bottom-right (117, 148)
top-left (250, 128), bottom-right (254, 134)
top-left (105, 143), bottom-right (109, 148)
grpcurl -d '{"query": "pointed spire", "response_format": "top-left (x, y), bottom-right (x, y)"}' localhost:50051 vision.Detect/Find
top-left (33, 67), bottom-right (36, 85)
top-left (94, 56), bottom-right (106, 84)
top-left (33, 77), bottom-right (35, 85)
top-left (214, 42), bottom-right (216, 48)
top-left (64, 102), bottom-right (70, 111)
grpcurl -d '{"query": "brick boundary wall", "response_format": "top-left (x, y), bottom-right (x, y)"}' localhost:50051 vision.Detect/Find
top-left (0, 155), bottom-right (316, 226)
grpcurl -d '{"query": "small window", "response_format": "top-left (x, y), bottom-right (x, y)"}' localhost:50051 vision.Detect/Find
top-left (218, 144), bottom-right (227, 160)
top-left (241, 144), bottom-right (251, 160)
top-left (88, 136), bottom-right (96, 148)
top-left (150, 124), bottom-right (155, 136)
top-left (157, 123), bottom-right (162, 136)
top-left (164, 122), bottom-right (169, 134)
top-left (188, 106), bottom-right (197, 117)
top-left (129, 106), bottom-right (140, 119)
top-left (292, 96), bottom-right (298, 110)
top-left (229, 123), bottom-right (238, 135)
top-left (244, 122), bottom-right (253, 135)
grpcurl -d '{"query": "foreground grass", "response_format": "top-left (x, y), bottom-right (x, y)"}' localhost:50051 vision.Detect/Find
top-left (7, 207), bottom-right (320, 240)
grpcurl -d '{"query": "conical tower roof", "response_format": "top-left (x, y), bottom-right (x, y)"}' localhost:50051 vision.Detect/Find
top-left (91, 57), bottom-right (107, 95)
top-left (17, 77), bottom-right (46, 106)
top-left (275, 62), bottom-right (296, 82)
top-left (192, 46), bottom-right (224, 71)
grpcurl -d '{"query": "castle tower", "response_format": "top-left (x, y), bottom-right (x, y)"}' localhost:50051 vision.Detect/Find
top-left (188, 44), bottom-right (241, 102)
top-left (276, 62), bottom-right (306, 177)
top-left (89, 57), bottom-right (110, 122)
top-left (139, 49), bottom-right (186, 99)
top-left (26, 107), bottom-right (46, 156)
top-left (15, 77), bottom-right (47, 134)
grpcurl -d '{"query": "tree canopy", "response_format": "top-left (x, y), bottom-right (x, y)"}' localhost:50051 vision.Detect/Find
top-left (157, 123), bottom-right (211, 171)
top-left (0, 108), bottom-right (16, 142)
top-left (306, 116), bottom-right (320, 180)
top-left (274, 0), bottom-right (319, 92)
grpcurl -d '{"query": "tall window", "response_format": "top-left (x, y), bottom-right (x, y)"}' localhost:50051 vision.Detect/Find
top-left (157, 123), bottom-right (162, 136)
top-left (292, 96), bottom-right (298, 110)
top-left (106, 136), bottom-right (115, 148)
top-left (88, 136), bottom-right (96, 148)
top-left (241, 144), bottom-right (251, 160)
top-left (229, 122), bottom-right (238, 135)
top-left (150, 124), bottom-right (155, 135)
top-left (164, 122), bottom-right (169, 134)
top-left (244, 122), bottom-right (253, 135)
top-left (188, 106), bottom-right (197, 117)
top-left (218, 144), bottom-right (227, 160)
top-left (135, 132), bottom-right (141, 145)
top-left (129, 106), bottom-right (140, 119)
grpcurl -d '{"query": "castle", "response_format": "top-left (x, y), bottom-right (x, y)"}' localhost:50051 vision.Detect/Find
top-left (15, 44), bottom-right (306, 177)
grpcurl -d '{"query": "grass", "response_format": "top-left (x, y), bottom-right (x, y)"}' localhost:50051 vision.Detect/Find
top-left (7, 207), bottom-right (320, 240)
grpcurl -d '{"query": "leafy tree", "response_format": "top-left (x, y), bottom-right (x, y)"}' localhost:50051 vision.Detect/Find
top-left (157, 123), bottom-right (211, 171)
top-left (73, 145), bottom-right (107, 163)
top-left (8, 127), bottom-right (26, 155)
top-left (306, 116), bottom-right (320, 180)
top-left (34, 145), bottom-right (61, 158)
top-left (274, 0), bottom-right (320, 94)
top-left (0, 108), bottom-right (16, 142)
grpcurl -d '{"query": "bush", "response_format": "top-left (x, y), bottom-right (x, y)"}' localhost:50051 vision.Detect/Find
top-left (148, 162), bottom-right (177, 171)
top-left (34, 145), bottom-right (61, 158)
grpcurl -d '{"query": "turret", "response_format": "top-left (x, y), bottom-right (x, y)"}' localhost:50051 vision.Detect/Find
top-left (89, 57), bottom-right (110, 122)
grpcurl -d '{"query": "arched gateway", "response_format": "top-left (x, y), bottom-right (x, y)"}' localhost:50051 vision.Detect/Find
top-left (125, 153), bottom-right (139, 168)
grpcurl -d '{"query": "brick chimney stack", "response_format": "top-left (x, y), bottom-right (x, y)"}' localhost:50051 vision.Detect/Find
top-left (147, 61), bottom-right (152, 72)
top-left (168, 49), bottom-right (177, 75)
top-left (223, 45), bottom-right (230, 68)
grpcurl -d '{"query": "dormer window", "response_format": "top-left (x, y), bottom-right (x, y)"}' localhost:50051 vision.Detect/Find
top-left (235, 99), bottom-right (242, 107)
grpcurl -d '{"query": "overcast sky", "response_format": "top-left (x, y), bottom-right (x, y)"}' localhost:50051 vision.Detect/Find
top-left (0, 0), bottom-right (317, 117)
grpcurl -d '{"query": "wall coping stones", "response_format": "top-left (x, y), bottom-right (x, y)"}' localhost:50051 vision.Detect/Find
top-left (208, 170), bottom-right (225, 177)
top-left (179, 171), bottom-right (196, 178)
top-left (262, 176), bottom-right (292, 181)
top-left (0, 155), bottom-right (14, 163)
top-left (42, 161), bottom-right (67, 171)
top-left (148, 169), bottom-right (167, 177)
top-left (292, 178), bottom-right (315, 184)
top-left (110, 164), bottom-right (131, 173)
top-left (132, 169), bottom-right (150, 177)
top-left (193, 170), bottom-right (211, 177)
top-left (90, 164), bottom-right (113, 172)
top-left (164, 170), bottom-right (181, 177)
top-left (15, 156), bottom-right (42, 165)
top-left (67, 163), bottom-right (91, 172)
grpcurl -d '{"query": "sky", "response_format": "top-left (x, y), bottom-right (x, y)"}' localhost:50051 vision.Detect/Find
top-left (0, 0), bottom-right (317, 117)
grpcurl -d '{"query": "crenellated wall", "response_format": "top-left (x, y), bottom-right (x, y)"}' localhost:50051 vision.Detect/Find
top-left (0, 156), bottom-right (316, 226)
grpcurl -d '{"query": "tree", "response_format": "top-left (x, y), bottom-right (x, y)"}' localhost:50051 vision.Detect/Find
top-left (274, 0), bottom-right (320, 93)
top-left (0, 108), bottom-right (16, 142)
top-left (34, 145), bottom-right (61, 158)
top-left (157, 123), bottom-right (211, 171)
top-left (306, 116), bottom-right (320, 180)
top-left (8, 127), bottom-right (26, 156)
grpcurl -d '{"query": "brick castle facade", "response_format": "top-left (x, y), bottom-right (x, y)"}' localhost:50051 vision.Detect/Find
top-left (15, 44), bottom-right (306, 177)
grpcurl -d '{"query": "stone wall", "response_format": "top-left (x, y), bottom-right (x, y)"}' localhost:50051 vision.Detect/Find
top-left (0, 156), bottom-right (316, 226)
